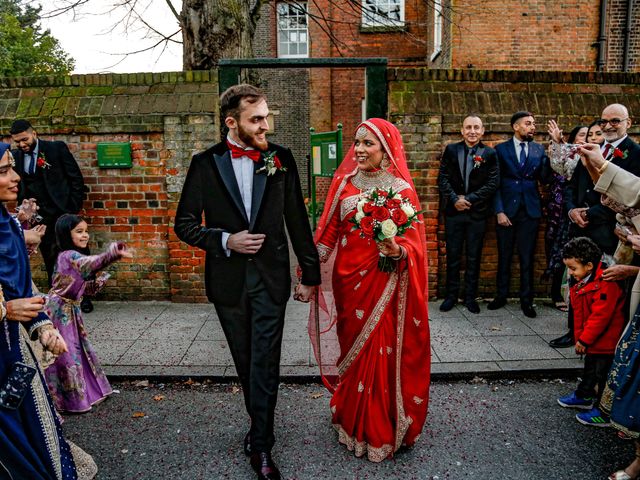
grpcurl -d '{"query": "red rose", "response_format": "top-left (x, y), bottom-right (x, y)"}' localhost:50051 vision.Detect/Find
top-left (37, 158), bottom-right (46, 168)
top-left (372, 206), bottom-right (390, 222)
top-left (360, 216), bottom-right (375, 237)
top-left (362, 202), bottom-right (376, 214)
top-left (385, 198), bottom-right (401, 208)
top-left (273, 155), bottom-right (282, 169)
top-left (613, 148), bottom-right (624, 159)
top-left (391, 208), bottom-right (408, 226)
top-left (377, 190), bottom-right (388, 198)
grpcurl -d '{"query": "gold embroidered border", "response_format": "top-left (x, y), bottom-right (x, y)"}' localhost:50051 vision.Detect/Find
top-left (337, 272), bottom-right (398, 376)
top-left (394, 270), bottom-right (412, 450)
top-left (333, 424), bottom-right (394, 463)
top-left (317, 243), bottom-right (333, 264)
top-left (19, 327), bottom-right (62, 480)
top-left (320, 168), bottom-right (358, 239)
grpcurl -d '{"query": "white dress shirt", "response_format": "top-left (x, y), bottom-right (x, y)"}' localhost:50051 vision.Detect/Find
top-left (512, 136), bottom-right (529, 159)
top-left (221, 136), bottom-right (256, 254)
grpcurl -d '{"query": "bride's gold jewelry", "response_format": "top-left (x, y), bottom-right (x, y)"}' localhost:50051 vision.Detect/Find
top-left (351, 169), bottom-right (395, 191)
top-left (381, 152), bottom-right (391, 169)
top-left (355, 126), bottom-right (368, 140)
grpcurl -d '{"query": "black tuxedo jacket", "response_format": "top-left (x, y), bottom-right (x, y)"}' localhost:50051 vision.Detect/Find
top-left (438, 141), bottom-right (499, 219)
top-left (174, 141), bottom-right (320, 306)
top-left (565, 136), bottom-right (640, 250)
top-left (13, 139), bottom-right (85, 218)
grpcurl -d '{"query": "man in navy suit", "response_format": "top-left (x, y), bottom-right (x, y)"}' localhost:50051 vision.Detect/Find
top-left (488, 111), bottom-right (551, 318)
top-left (438, 115), bottom-right (499, 313)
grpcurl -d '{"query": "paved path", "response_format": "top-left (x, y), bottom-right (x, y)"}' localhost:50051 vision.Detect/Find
top-left (85, 299), bottom-right (583, 379)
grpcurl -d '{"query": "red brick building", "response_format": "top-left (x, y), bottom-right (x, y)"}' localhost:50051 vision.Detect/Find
top-left (261, 0), bottom-right (639, 133)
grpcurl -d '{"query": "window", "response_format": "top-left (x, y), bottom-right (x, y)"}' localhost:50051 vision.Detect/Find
top-left (361, 0), bottom-right (404, 28)
top-left (431, 0), bottom-right (443, 60)
top-left (277, 2), bottom-right (309, 58)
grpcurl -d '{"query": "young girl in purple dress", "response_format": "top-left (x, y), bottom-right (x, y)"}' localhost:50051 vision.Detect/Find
top-left (45, 214), bottom-right (133, 413)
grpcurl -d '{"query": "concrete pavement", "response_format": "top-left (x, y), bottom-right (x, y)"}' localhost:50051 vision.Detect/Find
top-left (85, 299), bottom-right (583, 380)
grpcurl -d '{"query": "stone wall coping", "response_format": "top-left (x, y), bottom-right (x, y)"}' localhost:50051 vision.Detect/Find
top-left (388, 68), bottom-right (640, 84)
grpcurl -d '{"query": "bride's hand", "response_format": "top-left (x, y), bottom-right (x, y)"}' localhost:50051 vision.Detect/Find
top-left (377, 238), bottom-right (401, 257)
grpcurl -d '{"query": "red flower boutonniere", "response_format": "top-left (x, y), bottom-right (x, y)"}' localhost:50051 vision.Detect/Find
top-left (256, 151), bottom-right (287, 176)
top-left (36, 152), bottom-right (51, 169)
top-left (613, 148), bottom-right (628, 160)
top-left (472, 155), bottom-right (484, 169)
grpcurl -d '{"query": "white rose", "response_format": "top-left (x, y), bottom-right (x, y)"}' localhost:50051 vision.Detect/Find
top-left (393, 193), bottom-right (402, 200)
top-left (357, 200), bottom-right (366, 213)
top-left (380, 219), bottom-right (398, 238)
top-left (401, 204), bottom-right (415, 217)
top-left (355, 211), bottom-right (365, 222)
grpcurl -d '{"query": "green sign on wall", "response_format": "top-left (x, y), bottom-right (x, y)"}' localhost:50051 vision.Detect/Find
top-left (97, 142), bottom-right (132, 169)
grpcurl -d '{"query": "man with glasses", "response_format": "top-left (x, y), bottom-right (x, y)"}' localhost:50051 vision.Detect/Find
top-left (553, 104), bottom-right (640, 348)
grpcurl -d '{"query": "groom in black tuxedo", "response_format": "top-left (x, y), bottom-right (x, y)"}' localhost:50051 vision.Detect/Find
top-left (10, 119), bottom-right (85, 286)
top-left (174, 84), bottom-right (320, 480)
top-left (438, 115), bottom-right (498, 314)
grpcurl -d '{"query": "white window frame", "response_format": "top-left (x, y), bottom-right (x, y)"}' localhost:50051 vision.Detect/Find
top-left (361, 0), bottom-right (405, 28)
top-left (431, 0), bottom-right (443, 61)
top-left (277, 2), bottom-right (309, 59)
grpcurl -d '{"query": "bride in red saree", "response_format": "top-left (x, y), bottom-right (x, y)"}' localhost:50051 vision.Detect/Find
top-left (309, 118), bottom-right (430, 462)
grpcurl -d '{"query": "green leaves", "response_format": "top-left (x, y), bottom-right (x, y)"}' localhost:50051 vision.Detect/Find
top-left (0, 1), bottom-right (74, 77)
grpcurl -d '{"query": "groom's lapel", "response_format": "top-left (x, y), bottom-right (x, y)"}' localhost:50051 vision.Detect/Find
top-left (250, 158), bottom-right (267, 231)
top-left (214, 151), bottom-right (248, 223)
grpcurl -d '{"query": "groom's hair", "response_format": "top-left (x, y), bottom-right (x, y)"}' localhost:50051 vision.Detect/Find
top-left (220, 84), bottom-right (266, 121)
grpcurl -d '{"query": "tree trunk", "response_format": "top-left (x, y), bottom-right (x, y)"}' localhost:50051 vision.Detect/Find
top-left (181, 0), bottom-right (264, 70)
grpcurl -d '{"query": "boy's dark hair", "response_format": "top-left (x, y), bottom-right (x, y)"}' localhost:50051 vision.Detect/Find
top-left (55, 213), bottom-right (90, 256)
top-left (220, 84), bottom-right (266, 121)
top-left (9, 119), bottom-right (33, 135)
top-left (562, 236), bottom-right (602, 267)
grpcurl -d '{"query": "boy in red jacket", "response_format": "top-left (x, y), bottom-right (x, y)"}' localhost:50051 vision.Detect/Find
top-left (557, 237), bottom-right (626, 427)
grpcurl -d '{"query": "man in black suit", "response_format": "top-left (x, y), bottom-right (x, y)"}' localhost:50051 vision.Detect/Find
top-left (174, 84), bottom-right (320, 480)
top-left (10, 120), bottom-right (85, 289)
top-left (488, 111), bottom-right (551, 318)
top-left (438, 115), bottom-right (499, 313)
top-left (550, 103), bottom-right (640, 348)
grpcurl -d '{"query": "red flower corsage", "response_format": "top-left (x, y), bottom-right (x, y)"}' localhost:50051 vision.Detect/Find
top-left (613, 148), bottom-right (628, 160)
top-left (36, 152), bottom-right (51, 169)
top-left (472, 155), bottom-right (484, 169)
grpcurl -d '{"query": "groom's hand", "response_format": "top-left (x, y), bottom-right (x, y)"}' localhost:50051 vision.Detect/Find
top-left (294, 284), bottom-right (316, 303)
top-left (227, 230), bottom-right (266, 254)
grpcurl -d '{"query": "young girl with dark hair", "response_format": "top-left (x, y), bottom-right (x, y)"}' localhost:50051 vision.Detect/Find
top-left (45, 214), bottom-right (132, 413)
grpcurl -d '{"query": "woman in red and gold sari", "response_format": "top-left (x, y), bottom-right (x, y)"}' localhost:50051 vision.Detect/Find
top-left (309, 118), bottom-right (430, 462)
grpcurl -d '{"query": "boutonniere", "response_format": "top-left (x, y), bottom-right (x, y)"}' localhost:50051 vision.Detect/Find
top-left (472, 155), bottom-right (484, 169)
top-left (36, 151), bottom-right (51, 169)
top-left (256, 151), bottom-right (287, 176)
top-left (613, 148), bottom-right (628, 160)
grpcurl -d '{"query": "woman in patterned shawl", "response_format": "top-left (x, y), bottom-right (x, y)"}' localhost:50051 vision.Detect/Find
top-left (309, 118), bottom-right (430, 462)
top-left (0, 143), bottom-right (77, 479)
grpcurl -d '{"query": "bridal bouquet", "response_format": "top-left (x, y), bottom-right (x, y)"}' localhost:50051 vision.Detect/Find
top-left (351, 187), bottom-right (421, 272)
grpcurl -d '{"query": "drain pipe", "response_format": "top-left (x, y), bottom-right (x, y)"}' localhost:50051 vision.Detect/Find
top-left (597, 0), bottom-right (608, 71)
top-left (622, 0), bottom-right (633, 72)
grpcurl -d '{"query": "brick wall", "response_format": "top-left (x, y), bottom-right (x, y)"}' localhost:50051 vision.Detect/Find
top-left (0, 72), bottom-right (220, 301)
top-left (388, 68), bottom-right (640, 298)
top-left (446, 0), bottom-right (601, 70)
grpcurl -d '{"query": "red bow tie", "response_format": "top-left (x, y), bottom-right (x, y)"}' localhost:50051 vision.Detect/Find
top-left (227, 141), bottom-right (262, 162)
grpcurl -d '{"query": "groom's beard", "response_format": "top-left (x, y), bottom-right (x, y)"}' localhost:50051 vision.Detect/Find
top-left (238, 124), bottom-right (268, 151)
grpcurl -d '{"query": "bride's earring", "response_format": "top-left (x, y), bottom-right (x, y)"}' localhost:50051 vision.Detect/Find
top-left (381, 153), bottom-right (390, 169)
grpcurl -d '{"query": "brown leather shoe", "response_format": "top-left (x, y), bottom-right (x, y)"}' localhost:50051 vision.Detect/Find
top-left (250, 452), bottom-right (281, 480)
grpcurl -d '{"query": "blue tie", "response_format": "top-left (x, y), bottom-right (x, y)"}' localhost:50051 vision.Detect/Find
top-left (519, 143), bottom-right (526, 166)
top-left (27, 154), bottom-right (35, 175)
